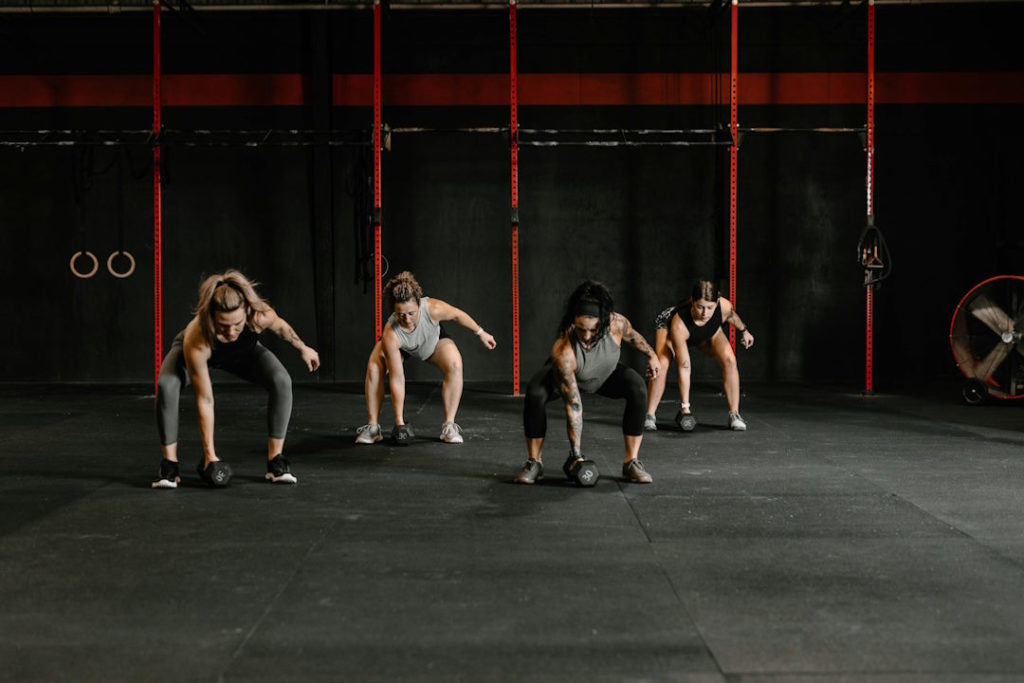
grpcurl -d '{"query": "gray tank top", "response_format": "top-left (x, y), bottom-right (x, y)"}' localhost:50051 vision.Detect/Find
top-left (387, 297), bottom-right (441, 360)
top-left (573, 331), bottom-right (621, 394)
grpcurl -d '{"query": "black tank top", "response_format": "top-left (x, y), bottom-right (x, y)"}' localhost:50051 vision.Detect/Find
top-left (208, 326), bottom-right (258, 368)
top-left (677, 301), bottom-right (723, 346)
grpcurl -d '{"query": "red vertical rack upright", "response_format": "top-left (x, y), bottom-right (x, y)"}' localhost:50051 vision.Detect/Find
top-left (152, 0), bottom-right (162, 394)
top-left (728, 0), bottom-right (738, 351)
top-left (373, 0), bottom-right (383, 339)
top-left (865, 0), bottom-right (875, 392)
top-left (509, 0), bottom-right (521, 396)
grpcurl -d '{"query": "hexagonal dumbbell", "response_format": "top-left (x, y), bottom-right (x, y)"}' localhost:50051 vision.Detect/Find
top-left (562, 453), bottom-right (599, 487)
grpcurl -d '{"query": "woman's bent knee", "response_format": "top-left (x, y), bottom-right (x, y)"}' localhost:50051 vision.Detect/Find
top-left (270, 370), bottom-right (292, 398)
top-left (156, 374), bottom-right (181, 401)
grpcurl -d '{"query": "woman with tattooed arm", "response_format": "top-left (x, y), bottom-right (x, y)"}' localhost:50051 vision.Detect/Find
top-left (151, 269), bottom-right (320, 489)
top-left (514, 280), bottom-right (660, 486)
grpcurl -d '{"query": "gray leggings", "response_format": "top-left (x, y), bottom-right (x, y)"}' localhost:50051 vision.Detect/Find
top-left (156, 333), bottom-right (293, 445)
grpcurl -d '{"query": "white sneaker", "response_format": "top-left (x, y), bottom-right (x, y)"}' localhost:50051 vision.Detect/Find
top-left (355, 423), bottom-right (382, 444)
top-left (643, 414), bottom-right (657, 431)
top-left (729, 411), bottom-right (747, 431)
top-left (440, 422), bottom-right (464, 444)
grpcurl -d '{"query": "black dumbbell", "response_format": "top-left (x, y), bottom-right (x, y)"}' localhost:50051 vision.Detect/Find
top-left (197, 460), bottom-right (233, 488)
top-left (562, 453), bottom-right (599, 487)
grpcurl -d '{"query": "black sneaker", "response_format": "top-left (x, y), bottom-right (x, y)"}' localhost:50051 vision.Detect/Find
top-left (675, 410), bottom-right (697, 432)
top-left (514, 459), bottom-right (543, 484)
top-left (196, 460), bottom-right (233, 488)
top-left (392, 424), bottom-right (414, 446)
top-left (151, 459), bottom-right (180, 489)
top-left (266, 455), bottom-right (297, 485)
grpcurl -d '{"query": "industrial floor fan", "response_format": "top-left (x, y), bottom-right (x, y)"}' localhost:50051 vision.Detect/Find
top-left (949, 275), bottom-right (1024, 404)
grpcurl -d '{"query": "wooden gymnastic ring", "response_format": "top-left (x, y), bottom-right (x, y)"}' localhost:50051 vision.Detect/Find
top-left (70, 251), bottom-right (99, 279)
top-left (107, 250), bottom-right (136, 279)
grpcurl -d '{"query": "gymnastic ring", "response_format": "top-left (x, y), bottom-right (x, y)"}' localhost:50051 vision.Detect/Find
top-left (107, 250), bottom-right (136, 279)
top-left (70, 251), bottom-right (99, 279)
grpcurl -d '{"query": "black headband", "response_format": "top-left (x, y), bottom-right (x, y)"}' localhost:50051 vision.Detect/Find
top-left (574, 300), bottom-right (601, 318)
top-left (212, 280), bottom-right (248, 311)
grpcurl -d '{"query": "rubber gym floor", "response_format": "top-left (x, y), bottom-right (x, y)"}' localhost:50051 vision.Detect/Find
top-left (1, 380), bottom-right (1023, 683)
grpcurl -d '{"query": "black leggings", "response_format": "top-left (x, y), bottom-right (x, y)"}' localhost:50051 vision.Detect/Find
top-left (156, 333), bottom-right (293, 445)
top-left (523, 362), bottom-right (647, 439)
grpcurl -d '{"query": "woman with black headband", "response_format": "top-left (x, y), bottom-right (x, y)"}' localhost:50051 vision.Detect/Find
top-left (151, 269), bottom-right (320, 489)
top-left (514, 280), bottom-right (660, 486)
top-left (645, 279), bottom-right (754, 432)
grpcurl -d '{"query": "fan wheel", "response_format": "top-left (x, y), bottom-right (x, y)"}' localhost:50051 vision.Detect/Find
top-left (949, 275), bottom-right (1024, 404)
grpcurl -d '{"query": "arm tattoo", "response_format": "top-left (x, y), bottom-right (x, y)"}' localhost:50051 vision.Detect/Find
top-left (278, 323), bottom-right (302, 347)
top-left (619, 315), bottom-right (655, 356)
top-left (625, 327), bottom-right (654, 356)
top-left (556, 354), bottom-right (583, 450)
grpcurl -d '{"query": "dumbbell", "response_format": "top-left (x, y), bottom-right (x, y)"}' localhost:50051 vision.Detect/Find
top-left (197, 460), bottom-right (233, 488)
top-left (562, 453), bottom-right (599, 487)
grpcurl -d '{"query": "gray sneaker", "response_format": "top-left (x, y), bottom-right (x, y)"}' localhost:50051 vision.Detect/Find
top-left (728, 411), bottom-right (747, 431)
top-left (440, 422), bottom-right (464, 444)
top-left (355, 423), bottom-right (382, 444)
top-left (622, 459), bottom-right (653, 484)
top-left (515, 459), bottom-right (544, 484)
top-left (643, 414), bottom-right (657, 431)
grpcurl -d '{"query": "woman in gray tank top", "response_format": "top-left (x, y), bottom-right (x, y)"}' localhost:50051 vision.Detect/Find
top-left (645, 279), bottom-right (755, 433)
top-left (514, 280), bottom-right (661, 486)
top-left (355, 271), bottom-right (497, 446)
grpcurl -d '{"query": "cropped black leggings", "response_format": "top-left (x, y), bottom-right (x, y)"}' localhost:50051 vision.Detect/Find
top-left (156, 333), bottom-right (293, 445)
top-left (523, 362), bottom-right (647, 439)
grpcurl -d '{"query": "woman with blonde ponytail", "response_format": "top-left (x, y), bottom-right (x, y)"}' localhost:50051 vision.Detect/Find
top-left (152, 269), bottom-right (320, 489)
top-left (355, 271), bottom-right (497, 446)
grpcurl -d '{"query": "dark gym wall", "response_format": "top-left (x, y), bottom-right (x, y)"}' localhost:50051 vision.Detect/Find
top-left (1, 4), bottom-right (1021, 388)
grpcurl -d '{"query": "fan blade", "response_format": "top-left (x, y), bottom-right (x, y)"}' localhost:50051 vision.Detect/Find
top-left (969, 294), bottom-right (1014, 336)
top-left (973, 341), bottom-right (1012, 382)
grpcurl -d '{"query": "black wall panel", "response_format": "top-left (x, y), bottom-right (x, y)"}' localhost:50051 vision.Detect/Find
top-left (1, 4), bottom-right (1022, 389)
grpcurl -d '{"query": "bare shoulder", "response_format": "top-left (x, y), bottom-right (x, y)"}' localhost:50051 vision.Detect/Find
top-left (609, 312), bottom-right (631, 333)
top-left (670, 312), bottom-right (690, 341)
top-left (182, 318), bottom-right (211, 365)
top-left (426, 297), bottom-right (450, 319)
top-left (250, 307), bottom-right (279, 333)
top-left (182, 317), bottom-right (205, 350)
top-left (719, 297), bottom-right (733, 316)
top-left (551, 335), bottom-right (576, 370)
top-left (381, 322), bottom-right (397, 344)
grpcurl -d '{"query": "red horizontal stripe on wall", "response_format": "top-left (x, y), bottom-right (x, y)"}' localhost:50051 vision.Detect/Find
top-left (878, 72), bottom-right (1024, 104)
top-left (1, 72), bottom-right (1022, 107)
top-left (164, 74), bottom-right (306, 106)
top-left (520, 73), bottom-right (724, 105)
top-left (741, 72), bottom-right (866, 105)
top-left (0, 75), bottom-right (151, 107)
